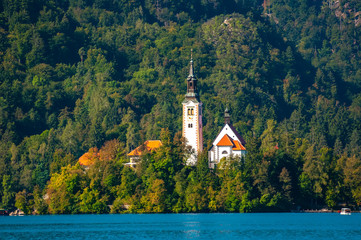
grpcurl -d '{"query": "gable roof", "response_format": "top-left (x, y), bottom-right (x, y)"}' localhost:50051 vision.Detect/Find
top-left (228, 124), bottom-right (246, 146)
top-left (215, 134), bottom-right (246, 151)
top-left (127, 140), bottom-right (162, 157)
top-left (216, 134), bottom-right (234, 146)
top-left (210, 122), bottom-right (246, 152)
top-left (212, 123), bottom-right (246, 146)
top-left (232, 140), bottom-right (246, 151)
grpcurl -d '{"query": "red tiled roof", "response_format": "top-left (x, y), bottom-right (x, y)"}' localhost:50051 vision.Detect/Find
top-left (79, 147), bottom-right (99, 166)
top-left (232, 140), bottom-right (246, 151)
top-left (216, 135), bottom-right (246, 151)
top-left (216, 134), bottom-right (234, 146)
top-left (128, 140), bottom-right (162, 157)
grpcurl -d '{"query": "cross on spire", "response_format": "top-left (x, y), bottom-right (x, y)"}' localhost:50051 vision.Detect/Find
top-left (189, 49), bottom-right (194, 77)
top-left (186, 49), bottom-right (198, 100)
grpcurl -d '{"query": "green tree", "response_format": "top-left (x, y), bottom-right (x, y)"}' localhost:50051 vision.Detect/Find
top-left (15, 189), bottom-right (31, 214)
top-left (141, 178), bottom-right (167, 213)
top-left (343, 156), bottom-right (361, 206)
top-left (78, 187), bottom-right (109, 213)
top-left (1, 175), bottom-right (15, 209)
top-left (46, 164), bottom-right (84, 214)
top-left (33, 185), bottom-right (48, 214)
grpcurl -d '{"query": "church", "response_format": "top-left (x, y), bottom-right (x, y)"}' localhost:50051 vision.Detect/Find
top-left (182, 53), bottom-right (203, 165)
top-left (207, 108), bottom-right (246, 168)
top-left (124, 53), bottom-right (246, 168)
top-left (82, 53), bottom-right (246, 168)
top-left (181, 54), bottom-right (246, 168)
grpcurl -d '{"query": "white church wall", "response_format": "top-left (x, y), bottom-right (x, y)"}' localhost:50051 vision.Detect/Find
top-left (217, 146), bottom-right (232, 163)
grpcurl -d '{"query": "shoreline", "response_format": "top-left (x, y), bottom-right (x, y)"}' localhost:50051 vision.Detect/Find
top-left (5, 209), bottom-right (361, 216)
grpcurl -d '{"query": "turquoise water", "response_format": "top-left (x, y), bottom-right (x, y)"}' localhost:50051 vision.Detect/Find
top-left (0, 213), bottom-right (360, 239)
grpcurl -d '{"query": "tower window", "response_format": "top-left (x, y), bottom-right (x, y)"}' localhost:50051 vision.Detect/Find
top-left (190, 82), bottom-right (192, 87)
top-left (188, 123), bottom-right (193, 128)
top-left (222, 150), bottom-right (228, 154)
top-left (188, 108), bottom-right (194, 116)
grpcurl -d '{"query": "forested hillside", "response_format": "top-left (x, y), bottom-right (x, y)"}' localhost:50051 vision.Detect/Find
top-left (1, 0), bottom-right (361, 213)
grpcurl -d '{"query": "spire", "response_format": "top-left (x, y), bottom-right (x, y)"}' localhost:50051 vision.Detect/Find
top-left (185, 49), bottom-right (198, 100)
top-left (188, 49), bottom-right (195, 79)
top-left (224, 107), bottom-right (231, 124)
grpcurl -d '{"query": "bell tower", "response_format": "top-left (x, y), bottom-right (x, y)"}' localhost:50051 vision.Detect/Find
top-left (182, 51), bottom-right (203, 165)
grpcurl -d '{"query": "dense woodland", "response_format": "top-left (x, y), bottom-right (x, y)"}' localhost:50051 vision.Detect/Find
top-left (1, 0), bottom-right (361, 214)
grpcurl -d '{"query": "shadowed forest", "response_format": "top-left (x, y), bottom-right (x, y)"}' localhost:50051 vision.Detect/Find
top-left (1, 0), bottom-right (361, 214)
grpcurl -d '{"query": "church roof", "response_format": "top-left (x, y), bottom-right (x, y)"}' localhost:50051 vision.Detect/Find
top-left (216, 134), bottom-right (246, 151)
top-left (185, 50), bottom-right (199, 101)
top-left (228, 124), bottom-right (246, 146)
top-left (232, 140), bottom-right (246, 151)
top-left (187, 49), bottom-right (196, 81)
top-left (187, 59), bottom-right (195, 81)
top-left (210, 115), bottom-right (247, 153)
top-left (127, 140), bottom-right (162, 157)
top-left (216, 134), bottom-right (234, 146)
top-left (211, 108), bottom-right (246, 147)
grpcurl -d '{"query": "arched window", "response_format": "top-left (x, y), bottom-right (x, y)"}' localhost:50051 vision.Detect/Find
top-left (188, 108), bottom-right (194, 116)
top-left (222, 150), bottom-right (228, 154)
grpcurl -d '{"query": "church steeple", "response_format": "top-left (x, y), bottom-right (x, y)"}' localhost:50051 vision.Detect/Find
top-left (224, 107), bottom-right (231, 125)
top-left (188, 50), bottom-right (195, 77)
top-left (182, 49), bottom-right (203, 166)
top-left (186, 49), bottom-right (198, 100)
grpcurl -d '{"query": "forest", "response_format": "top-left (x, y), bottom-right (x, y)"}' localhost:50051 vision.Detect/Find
top-left (1, 0), bottom-right (361, 214)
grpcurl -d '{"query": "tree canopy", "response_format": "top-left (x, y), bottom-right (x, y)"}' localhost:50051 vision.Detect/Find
top-left (1, 0), bottom-right (361, 213)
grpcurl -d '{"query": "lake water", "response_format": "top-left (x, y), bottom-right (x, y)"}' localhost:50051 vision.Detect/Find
top-left (0, 213), bottom-right (360, 239)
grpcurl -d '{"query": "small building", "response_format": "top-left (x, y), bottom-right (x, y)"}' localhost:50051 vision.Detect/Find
top-left (78, 147), bottom-right (100, 168)
top-left (208, 108), bottom-right (246, 169)
top-left (126, 140), bottom-right (162, 167)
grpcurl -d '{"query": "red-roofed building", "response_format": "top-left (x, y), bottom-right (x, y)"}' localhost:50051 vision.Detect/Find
top-left (126, 140), bottom-right (162, 167)
top-left (208, 108), bottom-right (246, 168)
top-left (79, 147), bottom-right (100, 167)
